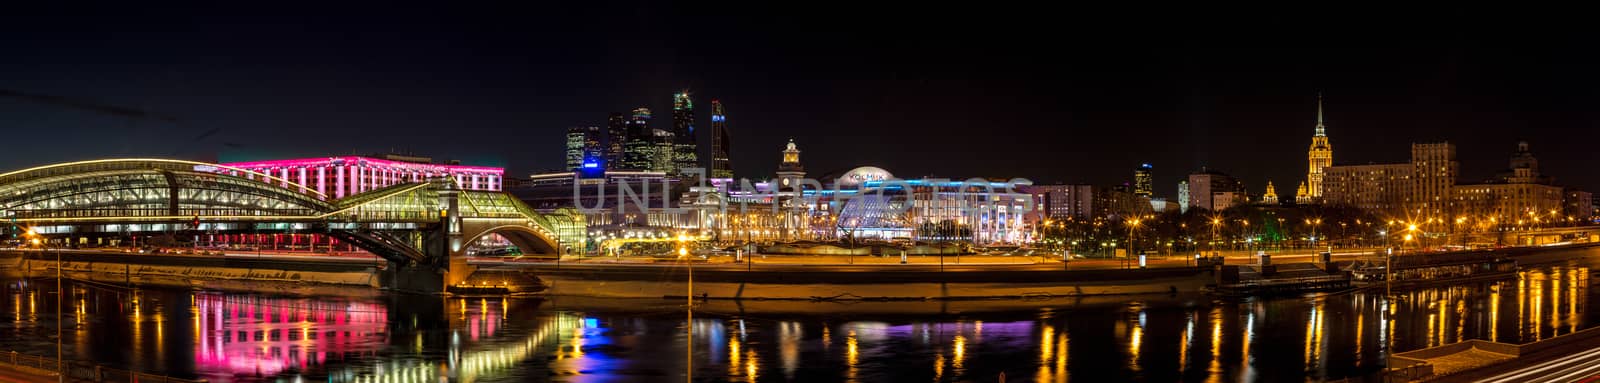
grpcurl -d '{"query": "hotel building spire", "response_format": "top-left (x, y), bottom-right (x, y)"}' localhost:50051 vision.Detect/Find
top-left (1315, 93), bottom-right (1326, 136)
top-left (1306, 93), bottom-right (1333, 199)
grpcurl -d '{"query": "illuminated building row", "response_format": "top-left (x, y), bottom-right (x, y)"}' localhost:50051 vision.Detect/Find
top-left (1321, 141), bottom-right (1591, 223)
top-left (218, 154), bottom-right (504, 199)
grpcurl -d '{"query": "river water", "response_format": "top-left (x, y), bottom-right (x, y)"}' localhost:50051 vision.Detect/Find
top-left (0, 256), bottom-right (1595, 382)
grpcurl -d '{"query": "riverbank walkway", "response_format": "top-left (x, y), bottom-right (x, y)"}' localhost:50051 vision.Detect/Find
top-left (473, 248), bottom-right (1386, 272)
top-left (0, 365), bottom-right (53, 383)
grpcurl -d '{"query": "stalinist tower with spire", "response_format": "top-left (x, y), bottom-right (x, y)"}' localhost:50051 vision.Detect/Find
top-left (1306, 93), bottom-right (1333, 200)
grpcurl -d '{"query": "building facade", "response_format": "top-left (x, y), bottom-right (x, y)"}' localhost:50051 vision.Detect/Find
top-left (564, 126), bottom-right (602, 171)
top-left (219, 155), bottom-right (504, 199)
top-left (1133, 163), bottom-right (1153, 197)
top-left (1451, 183), bottom-right (1563, 227)
top-left (1178, 181), bottom-right (1190, 213)
top-left (1186, 170), bottom-right (1248, 212)
top-left (1024, 184), bottom-right (1095, 219)
top-left (776, 139), bottom-right (805, 188)
top-left (620, 108), bottom-right (655, 171)
top-left (799, 174), bottom-right (1033, 245)
top-left (710, 99), bottom-right (733, 179)
top-left (1307, 94), bottom-right (1333, 199)
top-left (1262, 181), bottom-right (1279, 204)
top-left (1095, 184), bottom-right (1153, 219)
top-left (652, 128), bottom-right (675, 173)
top-left (1452, 142), bottom-right (1566, 227)
top-left (671, 91), bottom-right (698, 174)
top-left (1321, 142), bottom-right (1459, 220)
top-left (1321, 163), bottom-right (1413, 215)
top-left (1411, 142), bottom-right (1458, 218)
top-left (1566, 189), bottom-right (1594, 222)
top-left (605, 112), bottom-right (627, 169)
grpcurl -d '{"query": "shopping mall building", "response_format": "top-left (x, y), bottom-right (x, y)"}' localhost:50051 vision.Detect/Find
top-left (216, 154), bottom-right (505, 198)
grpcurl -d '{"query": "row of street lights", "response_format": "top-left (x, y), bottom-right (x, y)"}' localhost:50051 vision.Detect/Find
top-left (18, 227), bottom-right (65, 383)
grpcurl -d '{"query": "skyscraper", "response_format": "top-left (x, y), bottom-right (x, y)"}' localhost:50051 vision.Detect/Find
top-left (1306, 93), bottom-right (1334, 199)
top-left (652, 127), bottom-right (675, 173)
top-left (672, 91), bottom-right (698, 174)
top-left (605, 112), bottom-right (627, 168)
top-left (582, 126), bottom-right (602, 168)
top-left (1133, 163), bottom-right (1153, 197)
top-left (710, 99), bottom-right (733, 179)
top-left (564, 126), bottom-right (602, 171)
top-left (1410, 142), bottom-right (1456, 217)
top-left (565, 127), bottom-right (585, 171)
top-left (1177, 181), bottom-right (1190, 213)
top-left (621, 108), bottom-right (655, 171)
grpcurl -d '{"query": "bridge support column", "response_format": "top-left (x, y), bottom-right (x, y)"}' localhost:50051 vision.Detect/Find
top-left (439, 183), bottom-right (473, 292)
top-left (446, 256), bottom-right (476, 291)
top-left (384, 264), bottom-right (446, 294)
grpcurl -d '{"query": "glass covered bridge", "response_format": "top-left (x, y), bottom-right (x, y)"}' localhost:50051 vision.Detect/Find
top-left (0, 159), bottom-right (578, 291)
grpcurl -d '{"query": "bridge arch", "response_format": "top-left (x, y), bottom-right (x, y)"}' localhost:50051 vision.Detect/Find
top-left (460, 221), bottom-right (563, 257)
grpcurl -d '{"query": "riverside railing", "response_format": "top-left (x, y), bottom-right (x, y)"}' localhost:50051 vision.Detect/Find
top-left (3, 350), bottom-right (207, 383)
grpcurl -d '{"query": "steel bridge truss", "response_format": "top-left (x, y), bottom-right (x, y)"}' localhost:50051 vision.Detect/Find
top-left (0, 159), bottom-right (574, 266)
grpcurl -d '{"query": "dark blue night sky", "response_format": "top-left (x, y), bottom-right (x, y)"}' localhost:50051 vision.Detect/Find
top-left (2, 3), bottom-right (1597, 197)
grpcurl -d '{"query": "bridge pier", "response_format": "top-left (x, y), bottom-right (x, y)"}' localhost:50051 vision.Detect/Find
top-left (383, 264), bottom-right (447, 294)
top-left (445, 257), bottom-right (477, 291)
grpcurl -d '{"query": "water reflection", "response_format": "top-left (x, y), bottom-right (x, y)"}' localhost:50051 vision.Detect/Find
top-left (192, 294), bottom-right (388, 379)
top-left (0, 262), bottom-right (1595, 382)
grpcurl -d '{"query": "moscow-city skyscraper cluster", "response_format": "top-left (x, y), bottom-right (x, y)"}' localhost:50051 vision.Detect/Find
top-left (566, 91), bottom-right (734, 177)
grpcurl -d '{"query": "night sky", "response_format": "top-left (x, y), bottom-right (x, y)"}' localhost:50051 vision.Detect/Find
top-left (2, 4), bottom-right (1597, 198)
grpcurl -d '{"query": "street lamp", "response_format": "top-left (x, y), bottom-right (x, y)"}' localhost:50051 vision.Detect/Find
top-left (1403, 233), bottom-right (1414, 255)
top-left (1209, 217), bottom-right (1222, 255)
top-left (1338, 222), bottom-right (1348, 249)
top-left (25, 228), bottom-right (64, 383)
top-left (1406, 223), bottom-right (1418, 251)
top-left (1305, 218), bottom-right (1322, 249)
top-left (676, 235), bottom-right (694, 383)
top-left (1127, 217), bottom-right (1142, 262)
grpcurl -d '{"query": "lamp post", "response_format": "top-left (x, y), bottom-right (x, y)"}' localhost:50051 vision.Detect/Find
top-left (1385, 220), bottom-right (1395, 253)
top-left (1339, 222), bottom-right (1348, 249)
top-left (26, 228), bottom-right (64, 383)
top-left (1209, 217), bottom-right (1221, 256)
top-left (678, 238), bottom-right (692, 383)
top-left (1305, 218), bottom-right (1322, 250)
top-left (1378, 229), bottom-right (1388, 261)
top-left (1276, 218), bottom-right (1286, 250)
top-left (1240, 220), bottom-right (1250, 253)
top-left (1406, 223), bottom-right (1418, 253)
top-left (1127, 217), bottom-right (1142, 265)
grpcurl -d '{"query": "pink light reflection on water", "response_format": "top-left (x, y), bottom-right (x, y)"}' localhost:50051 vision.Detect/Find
top-left (193, 294), bottom-right (389, 381)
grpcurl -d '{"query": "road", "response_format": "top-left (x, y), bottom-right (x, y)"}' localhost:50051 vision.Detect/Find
top-left (1434, 340), bottom-right (1600, 383)
top-left (1472, 344), bottom-right (1600, 383)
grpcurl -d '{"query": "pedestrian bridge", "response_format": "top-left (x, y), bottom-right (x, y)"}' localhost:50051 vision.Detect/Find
top-left (0, 158), bottom-right (580, 292)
